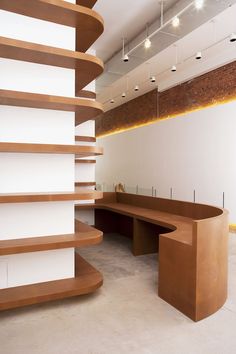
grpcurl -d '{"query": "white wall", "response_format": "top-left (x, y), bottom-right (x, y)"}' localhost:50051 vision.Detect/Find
top-left (96, 100), bottom-right (236, 223)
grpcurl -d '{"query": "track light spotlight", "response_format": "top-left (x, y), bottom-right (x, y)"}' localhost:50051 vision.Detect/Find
top-left (172, 16), bottom-right (180, 28)
top-left (171, 65), bottom-right (177, 72)
top-left (110, 99), bottom-right (114, 104)
top-left (122, 54), bottom-right (129, 62)
top-left (195, 51), bottom-right (202, 60)
top-left (230, 33), bottom-right (236, 42)
top-left (144, 37), bottom-right (151, 49)
top-left (195, 0), bottom-right (204, 10)
top-left (122, 92), bottom-right (126, 98)
top-left (150, 76), bottom-right (156, 83)
top-left (134, 85), bottom-right (139, 91)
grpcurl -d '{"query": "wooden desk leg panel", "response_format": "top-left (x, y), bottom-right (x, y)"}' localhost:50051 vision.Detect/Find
top-left (95, 209), bottom-right (119, 233)
top-left (117, 214), bottom-right (133, 239)
top-left (158, 236), bottom-right (196, 321)
top-left (133, 219), bottom-right (171, 256)
top-left (133, 219), bottom-right (159, 256)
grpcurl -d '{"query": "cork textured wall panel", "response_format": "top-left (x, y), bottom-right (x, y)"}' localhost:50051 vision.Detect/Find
top-left (96, 61), bottom-right (236, 137)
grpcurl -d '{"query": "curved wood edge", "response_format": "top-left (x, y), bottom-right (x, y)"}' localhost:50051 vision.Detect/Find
top-left (0, 0), bottom-right (104, 52)
top-left (76, 0), bottom-right (97, 8)
top-left (0, 36), bottom-right (103, 91)
top-left (75, 135), bottom-right (96, 142)
top-left (192, 212), bottom-right (228, 321)
top-left (75, 159), bottom-right (96, 164)
top-left (75, 182), bottom-right (96, 187)
top-left (75, 203), bottom-right (96, 209)
top-left (0, 221), bottom-right (102, 256)
top-left (0, 142), bottom-right (103, 156)
top-left (76, 90), bottom-right (96, 99)
top-left (0, 253), bottom-right (103, 311)
top-left (0, 90), bottom-right (104, 122)
top-left (0, 189), bottom-right (103, 204)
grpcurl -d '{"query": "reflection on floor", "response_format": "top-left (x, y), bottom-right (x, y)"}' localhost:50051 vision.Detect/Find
top-left (0, 233), bottom-right (236, 354)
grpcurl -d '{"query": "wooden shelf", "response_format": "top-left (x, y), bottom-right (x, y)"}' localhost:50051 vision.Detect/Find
top-left (0, 90), bottom-right (103, 123)
top-left (0, 142), bottom-right (103, 157)
top-left (0, 188), bottom-right (103, 204)
top-left (75, 136), bottom-right (96, 142)
top-left (76, 0), bottom-right (97, 8)
top-left (75, 182), bottom-right (96, 187)
top-left (0, 252), bottom-right (103, 311)
top-left (76, 90), bottom-right (96, 99)
top-left (75, 203), bottom-right (96, 210)
top-left (0, 0), bottom-right (104, 52)
top-left (0, 37), bottom-right (103, 92)
top-left (75, 159), bottom-right (96, 164)
top-left (0, 220), bottom-right (102, 256)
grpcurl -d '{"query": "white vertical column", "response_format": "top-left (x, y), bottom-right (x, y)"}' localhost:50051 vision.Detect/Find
top-left (0, 10), bottom-right (76, 288)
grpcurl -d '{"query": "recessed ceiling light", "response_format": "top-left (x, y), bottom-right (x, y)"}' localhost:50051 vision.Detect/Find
top-left (122, 92), bottom-right (126, 98)
top-left (134, 85), bottom-right (139, 91)
top-left (172, 16), bottom-right (180, 28)
top-left (195, 0), bottom-right (204, 10)
top-left (229, 33), bottom-right (236, 42)
top-left (171, 65), bottom-right (177, 72)
top-left (195, 51), bottom-right (202, 59)
top-left (144, 37), bottom-right (151, 49)
top-left (150, 76), bottom-right (156, 83)
top-left (110, 99), bottom-right (115, 104)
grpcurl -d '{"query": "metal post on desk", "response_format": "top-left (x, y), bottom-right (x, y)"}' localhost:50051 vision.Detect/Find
top-left (193, 189), bottom-right (196, 203)
top-left (152, 186), bottom-right (154, 197)
top-left (170, 187), bottom-right (173, 200)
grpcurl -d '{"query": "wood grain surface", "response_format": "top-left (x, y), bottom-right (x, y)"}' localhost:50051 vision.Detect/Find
top-left (0, 0), bottom-right (104, 52)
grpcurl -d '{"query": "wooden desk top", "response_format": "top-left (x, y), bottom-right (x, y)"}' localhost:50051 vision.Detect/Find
top-left (77, 202), bottom-right (193, 245)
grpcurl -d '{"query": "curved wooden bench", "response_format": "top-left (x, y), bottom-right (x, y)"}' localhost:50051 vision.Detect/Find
top-left (76, 192), bottom-right (228, 321)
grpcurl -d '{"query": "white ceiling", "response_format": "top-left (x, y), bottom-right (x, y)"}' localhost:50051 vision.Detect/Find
top-left (92, 0), bottom-right (236, 111)
top-left (93, 0), bottom-right (179, 62)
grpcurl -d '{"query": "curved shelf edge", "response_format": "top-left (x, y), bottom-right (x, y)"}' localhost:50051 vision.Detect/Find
top-left (75, 135), bottom-right (96, 142)
top-left (0, 142), bottom-right (103, 157)
top-left (76, 90), bottom-right (96, 99)
top-left (0, 220), bottom-right (102, 256)
top-left (75, 182), bottom-right (96, 187)
top-left (75, 203), bottom-right (96, 210)
top-left (76, 0), bottom-right (97, 8)
top-left (75, 159), bottom-right (96, 164)
top-left (0, 188), bottom-right (103, 204)
top-left (0, 36), bottom-right (103, 92)
top-left (0, 0), bottom-right (104, 52)
top-left (0, 253), bottom-right (103, 311)
top-left (0, 89), bottom-right (104, 122)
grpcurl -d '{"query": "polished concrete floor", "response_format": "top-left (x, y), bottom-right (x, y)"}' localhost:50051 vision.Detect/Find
top-left (0, 233), bottom-right (236, 354)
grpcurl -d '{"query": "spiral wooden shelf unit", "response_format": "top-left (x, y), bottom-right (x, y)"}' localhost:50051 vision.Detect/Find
top-left (0, 0), bottom-right (104, 311)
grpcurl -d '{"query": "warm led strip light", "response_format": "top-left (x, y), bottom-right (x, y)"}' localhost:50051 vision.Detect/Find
top-left (97, 95), bottom-right (236, 138)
